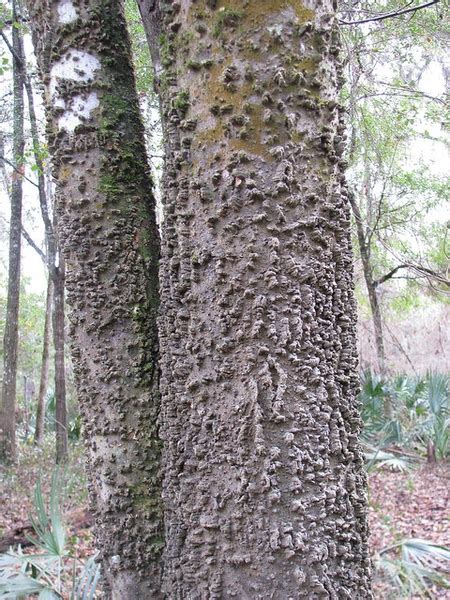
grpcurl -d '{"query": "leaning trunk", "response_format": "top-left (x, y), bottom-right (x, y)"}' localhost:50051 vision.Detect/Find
top-left (140, 0), bottom-right (372, 597)
top-left (349, 192), bottom-right (391, 417)
top-left (0, 0), bottom-right (25, 462)
top-left (53, 261), bottom-right (67, 463)
top-left (348, 193), bottom-right (386, 375)
top-left (27, 0), bottom-right (163, 596)
top-left (34, 278), bottom-right (52, 445)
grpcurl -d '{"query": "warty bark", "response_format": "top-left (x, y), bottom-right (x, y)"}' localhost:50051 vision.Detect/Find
top-left (26, 0), bottom-right (163, 595)
top-left (139, 0), bottom-right (373, 597)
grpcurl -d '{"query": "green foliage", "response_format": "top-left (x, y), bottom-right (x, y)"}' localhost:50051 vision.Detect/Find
top-left (28, 470), bottom-right (66, 556)
top-left (377, 539), bottom-right (450, 598)
top-left (24, 143), bottom-right (49, 176)
top-left (0, 276), bottom-right (47, 379)
top-left (0, 470), bottom-right (100, 598)
top-left (0, 55), bottom-right (9, 77)
top-left (124, 0), bottom-right (154, 95)
top-left (341, 0), bottom-right (449, 313)
top-left (361, 370), bottom-right (449, 463)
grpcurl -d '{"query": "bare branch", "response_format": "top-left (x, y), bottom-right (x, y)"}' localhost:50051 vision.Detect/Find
top-left (21, 227), bottom-right (46, 263)
top-left (0, 30), bottom-right (23, 66)
top-left (0, 153), bottom-right (39, 188)
top-left (0, 213), bottom-right (46, 263)
top-left (339, 0), bottom-right (440, 25)
top-left (374, 263), bottom-right (450, 288)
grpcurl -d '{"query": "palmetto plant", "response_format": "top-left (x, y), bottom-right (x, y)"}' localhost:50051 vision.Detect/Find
top-left (363, 445), bottom-right (416, 473)
top-left (420, 372), bottom-right (449, 461)
top-left (360, 370), bottom-right (449, 463)
top-left (0, 470), bottom-right (100, 599)
top-left (376, 538), bottom-right (450, 598)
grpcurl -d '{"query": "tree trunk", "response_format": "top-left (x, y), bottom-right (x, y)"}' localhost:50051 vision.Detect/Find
top-left (348, 192), bottom-right (386, 372)
top-left (0, 0), bottom-right (25, 462)
top-left (26, 0), bottom-right (163, 596)
top-left (22, 17), bottom-right (71, 450)
top-left (53, 260), bottom-right (67, 463)
top-left (140, 0), bottom-right (372, 597)
top-left (348, 192), bottom-right (392, 417)
top-left (34, 278), bottom-right (52, 446)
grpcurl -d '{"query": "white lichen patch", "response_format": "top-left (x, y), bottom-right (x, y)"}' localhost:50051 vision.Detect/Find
top-left (57, 0), bottom-right (78, 24)
top-left (54, 97), bottom-right (66, 109)
top-left (58, 92), bottom-right (99, 132)
top-left (49, 49), bottom-right (101, 98)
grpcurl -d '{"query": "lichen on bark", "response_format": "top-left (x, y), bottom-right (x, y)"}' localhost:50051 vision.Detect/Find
top-left (139, 0), bottom-right (373, 597)
top-left (26, 0), bottom-right (163, 597)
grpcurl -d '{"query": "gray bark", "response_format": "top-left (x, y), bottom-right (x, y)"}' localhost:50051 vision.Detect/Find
top-left (26, 0), bottom-right (163, 595)
top-left (0, 0), bottom-right (25, 462)
top-left (348, 193), bottom-right (392, 418)
top-left (139, 0), bottom-right (372, 597)
top-left (34, 278), bottom-right (52, 446)
top-left (348, 193), bottom-right (386, 373)
top-left (53, 257), bottom-right (67, 463)
top-left (22, 54), bottom-right (69, 454)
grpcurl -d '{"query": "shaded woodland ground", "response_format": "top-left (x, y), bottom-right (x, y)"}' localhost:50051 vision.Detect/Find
top-left (0, 434), bottom-right (449, 598)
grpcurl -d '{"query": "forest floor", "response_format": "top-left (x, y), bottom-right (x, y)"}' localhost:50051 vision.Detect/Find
top-left (369, 464), bottom-right (450, 598)
top-left (0, 442), bottom-right (449, 598)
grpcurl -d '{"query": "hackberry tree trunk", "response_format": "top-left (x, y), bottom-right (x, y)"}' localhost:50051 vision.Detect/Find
top-left (139, 0), bottom-right (372, 597)
top-left (26, 0), bottom-right (163, 596)
top-left (0, 0), bottom-right (25, 462)
top-left (34, 278), bottom-right (52, 446)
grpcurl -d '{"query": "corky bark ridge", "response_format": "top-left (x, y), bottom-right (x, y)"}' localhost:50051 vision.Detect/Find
top-left (25, 0), bottom-right (163, 596)
top-left (140, 0), bottom-right (373, 598)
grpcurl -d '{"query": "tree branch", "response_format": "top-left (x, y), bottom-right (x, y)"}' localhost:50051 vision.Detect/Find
top-left (0, 30), bottom-right (23, 66)
top-left (21, 226), bottom-right (46, 263)
top-left (0, 213), bottom-right (47, 263)
top-left (339, 0), bottom-right (440, 25)
top-left (374, 263), bottom-right (450, 288)
top-left (0, 153), bottom-right (39, 188)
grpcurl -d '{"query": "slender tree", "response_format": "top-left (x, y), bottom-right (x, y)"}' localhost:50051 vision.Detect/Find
top-left (53, 254), bottom-right (67, 461)
top-left (23, 53), bottom-right (69, 459)
top-left (139, 0), bottom-right (372, 596)
top-left (0, 0), bottom-right (25, 462)
top-left (349, 190), bottom-right (387, 374)
top-left (1, 11), bottom-right (70, 459)
top-left (26, 0), bottom-right (163, 595)
top-left (34, 277), bottom-right (52, 445)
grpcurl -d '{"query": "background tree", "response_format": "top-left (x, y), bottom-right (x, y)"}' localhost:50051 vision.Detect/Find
top-left (139, 0), bottom-right (372, 596)
top-left (0, 3), bottom-right (69, 459)
top-left (34, 276), bottom-right (51, 445)
top-left (339, 0), bottom-right (449, 378)
top-left (0, 0), bottom-right (24, 461)
top-left (23, 53), bottom-right (68, 459)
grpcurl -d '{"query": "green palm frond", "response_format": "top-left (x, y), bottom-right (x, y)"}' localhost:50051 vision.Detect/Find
top-left (72, 555), bottom-right (101, 600)
top-left (377, 538), bottom-right (450, 597)
top-left (27, 470), bottom-right (66, 557)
